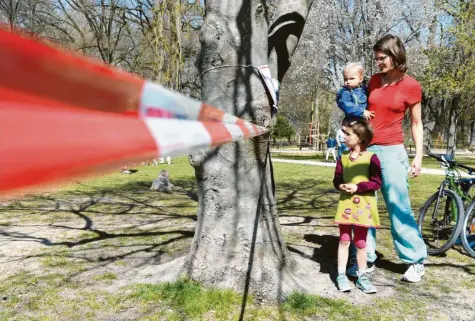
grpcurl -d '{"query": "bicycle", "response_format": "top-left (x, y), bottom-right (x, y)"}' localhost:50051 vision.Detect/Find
top-left (437, 154), bottom-right (475, 207)
top-left (460, 174), bottom-right (475, 258)
top-left (462, 201), bottom-right (475, 258)
top-left (417, 149), bottom-right (475, 255)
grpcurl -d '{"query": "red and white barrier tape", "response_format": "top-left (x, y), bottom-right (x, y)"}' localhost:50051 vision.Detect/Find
top-left (0, 29), bottom-right (267, 194)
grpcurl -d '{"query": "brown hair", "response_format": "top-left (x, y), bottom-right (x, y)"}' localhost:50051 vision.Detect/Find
top-left (373, 34), bottom-right (407, 72)
top-left (349, 119), bottom-right (373, 148)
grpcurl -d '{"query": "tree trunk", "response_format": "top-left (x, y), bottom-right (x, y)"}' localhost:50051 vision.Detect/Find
top-left (446, 96), bottom-right (460, 155)
top-left (469, 121), bottom-right (475, 151)
top-left (422, 95), bottom-right (436, 149)
top-left (184, 0), bottom-right (316, 302)
top-left (313, 88), bottom-right (319, 150)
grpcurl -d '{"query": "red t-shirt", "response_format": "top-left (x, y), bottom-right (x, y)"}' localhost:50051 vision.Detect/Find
top-left (367, 73), bottom-right (422, 146)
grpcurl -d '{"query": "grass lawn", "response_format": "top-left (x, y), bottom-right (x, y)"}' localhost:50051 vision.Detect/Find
top-left (271, 150), bottom-right (475, 170)
top-left (0, 156), bottom-right (474, 321)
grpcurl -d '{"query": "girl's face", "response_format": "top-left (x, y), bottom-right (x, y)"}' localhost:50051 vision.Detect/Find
top-left (343, 127), bottom-right (361, 149)
top-left (374, 50), bottom-right (394, 73)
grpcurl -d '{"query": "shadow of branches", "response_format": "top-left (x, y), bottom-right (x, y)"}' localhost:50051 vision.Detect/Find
top-left (0, 178), bottom-right (199, 275)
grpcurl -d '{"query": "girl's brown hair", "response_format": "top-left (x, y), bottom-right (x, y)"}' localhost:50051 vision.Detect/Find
top-left (373, 34), bottom-right (407, 72)
top-left (349, 119), bottom-right (374, 149)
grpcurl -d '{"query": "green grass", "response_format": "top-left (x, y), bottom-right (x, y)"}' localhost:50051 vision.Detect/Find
top-left (271, 151), bottom-right (475, 170)
top-left (279, 291), bottom-right (429, 321)
top-left (94, 272), bottom-right (118, 281)
top-left (0, 156), bottom-right (473, 321)
top-left (127, 278), bottom-right (244, 320)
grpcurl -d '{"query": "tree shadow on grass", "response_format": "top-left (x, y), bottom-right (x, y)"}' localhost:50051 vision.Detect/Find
top-left (0, 178), bottom-right (200, 274)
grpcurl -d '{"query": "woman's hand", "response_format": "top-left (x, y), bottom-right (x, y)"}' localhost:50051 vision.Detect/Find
top-left (410, 155), bottom-right (422, 178)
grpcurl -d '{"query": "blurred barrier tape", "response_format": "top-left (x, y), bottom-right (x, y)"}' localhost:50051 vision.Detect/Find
top-left (0, 29), bottom-right (267, 194)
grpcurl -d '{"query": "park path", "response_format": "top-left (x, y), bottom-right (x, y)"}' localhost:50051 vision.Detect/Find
top-left (272, 157), bottom-right (472, 177)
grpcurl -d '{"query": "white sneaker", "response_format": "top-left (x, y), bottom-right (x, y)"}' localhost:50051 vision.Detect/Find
top-left (402, 263), bottom-right (425, 282)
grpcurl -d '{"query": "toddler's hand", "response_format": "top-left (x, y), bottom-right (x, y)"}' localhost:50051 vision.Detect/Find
top-left (363, 110), bottom-right (375, 120)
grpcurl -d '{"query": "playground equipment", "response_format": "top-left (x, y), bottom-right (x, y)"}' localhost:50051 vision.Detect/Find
top-left (297, 132), bottom-right (328, 150)
top-left (308, 122), bottom-right (319, 149)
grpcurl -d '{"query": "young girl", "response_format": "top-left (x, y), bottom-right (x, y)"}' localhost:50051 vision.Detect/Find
top-left (333, 119), bottom-right (382, 293)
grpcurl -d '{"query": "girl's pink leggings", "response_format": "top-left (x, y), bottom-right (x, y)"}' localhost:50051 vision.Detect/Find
top-left (339, 225), bottom-right (368, 249)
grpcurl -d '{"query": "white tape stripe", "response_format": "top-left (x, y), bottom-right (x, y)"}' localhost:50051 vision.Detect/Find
top-left (224, 123), bottom-right (245, 141)
top-left (141, 81), bottom-right (266, 128)
top-left (142, 118), bottom-right (267, 158)
top-left (140, 82), bottom-right (202, 120)
top-left (143, 118), bottom-right (212, 157)
top-left (245, 122), bottom-right (257, 136)
top-left (222, 113), bottom-right (238, 124)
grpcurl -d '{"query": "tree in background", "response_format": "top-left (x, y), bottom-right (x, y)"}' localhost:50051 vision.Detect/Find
top-left (279, 0), bottom-right (436, 136)
top-left (422, 0), bottom-right (475, 153)
top-left (272, 115), bottom-right (296, 144)
top-left (0, 0), bottom-right (203, 92)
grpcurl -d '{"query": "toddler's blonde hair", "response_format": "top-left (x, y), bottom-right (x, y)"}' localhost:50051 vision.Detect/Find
top-left (343, 62), bottom-right (364, 77)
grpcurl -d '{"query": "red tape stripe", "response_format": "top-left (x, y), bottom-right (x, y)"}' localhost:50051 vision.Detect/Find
top-left (198, 103), bottom-right (225, 122)
top-left (201, 122), bottom-right (233, 147)
top-left (0, 89), bottom-right (158, 193)
top-left (0, 29), bottom-right (144, 114)
top-left (236, 119), bottom-right (251, 137)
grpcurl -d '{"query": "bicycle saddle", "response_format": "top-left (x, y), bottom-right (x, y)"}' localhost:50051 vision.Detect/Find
top-left (440, 154), bottom-right (454, 162)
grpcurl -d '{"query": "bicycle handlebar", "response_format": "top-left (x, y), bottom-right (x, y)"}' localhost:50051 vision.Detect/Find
top-left (426, 150), bottom-right (475, 175)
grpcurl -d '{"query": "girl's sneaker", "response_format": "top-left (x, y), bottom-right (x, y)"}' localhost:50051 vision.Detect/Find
top-left (356, 273), bottom-right (377, 294)
top-left (347, 259), bottom-right (375, 278)
top-left (336, 274), bottom-right (352, 292)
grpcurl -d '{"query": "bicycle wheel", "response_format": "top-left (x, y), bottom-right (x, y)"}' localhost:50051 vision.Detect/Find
top-left (466, 184), bottom-right (475, 202)
top-left (418, 189), bottom-right (464, 255)
top-left (460, 179), bottom-right (475, 205)
top-left (461, 200), bottom-right (475, 258)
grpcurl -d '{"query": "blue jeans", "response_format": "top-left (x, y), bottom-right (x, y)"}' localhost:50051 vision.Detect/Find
top-left (351, 145), bottom-right (427, 264)
top-left (337, 143), bottom-right (348, 159)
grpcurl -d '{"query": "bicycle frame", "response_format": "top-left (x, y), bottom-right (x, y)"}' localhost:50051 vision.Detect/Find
top-left (435, 162), bottom-right (465, 223)
top-left (440, 160), bottom-right (474, 204)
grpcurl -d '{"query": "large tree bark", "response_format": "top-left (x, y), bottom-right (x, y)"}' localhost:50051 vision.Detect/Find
top-left (183, 0), bottom-right (315, 302)
top-left (469, 121), bottom-right (475, 151)
top-left (446, 95), bottom-right (460, 155)
top-left (421, 94), bottom-right (436, 149)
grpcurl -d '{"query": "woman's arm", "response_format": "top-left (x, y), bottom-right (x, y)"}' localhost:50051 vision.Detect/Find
top-left (409, 102), bottom-right (423, 177)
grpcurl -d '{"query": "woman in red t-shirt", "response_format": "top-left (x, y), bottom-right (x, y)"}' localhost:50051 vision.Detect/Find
top-left (346, 35), bottom-right (427, 283)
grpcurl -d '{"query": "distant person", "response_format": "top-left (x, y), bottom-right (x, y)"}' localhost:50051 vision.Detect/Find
top-left (333, 119), bottom-right (381, 294)
top-left (336, 127), bottom-right (348, 159)
top-left (153, 156), bottom-right (171, 165)
top-left (150, 169), bottom-right (174, 193)
top-left (325, 135), bottom-right (337, 162)
top-left (160, 156), bottom-right (171, 165)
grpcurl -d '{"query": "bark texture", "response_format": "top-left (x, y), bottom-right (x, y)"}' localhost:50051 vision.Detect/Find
top-left (183, 0), bottom-right (316, 302)
top-left (446, 95), bottom-right (460, 155)
top-left (469, 121), bottom-right (475, 150)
